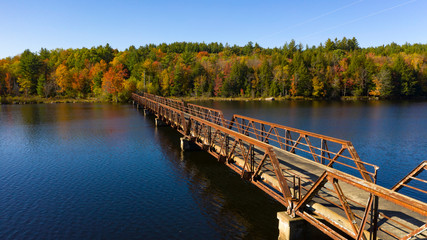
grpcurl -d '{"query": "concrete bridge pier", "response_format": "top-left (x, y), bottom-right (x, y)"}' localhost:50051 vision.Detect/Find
top-left (155, 118), bottom-right (166, 127)
top-left (277, 212), bottom-right (328, 240)
top-left (180, 136), bottom-right (200, 151)
top-left (143, 109), bottom-right (150, 116)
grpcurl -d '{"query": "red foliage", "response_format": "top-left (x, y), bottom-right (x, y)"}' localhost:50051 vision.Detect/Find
top-left (5, 72), bottom-right (12, 94)
top-left (72, 69), bottom-right (89, 92)
top-left (196, 51), bottom-right (209, 59)
top-left (102, 64), bottom-right (128, 95)
top-left (156, 49), bottom-right (166, 60)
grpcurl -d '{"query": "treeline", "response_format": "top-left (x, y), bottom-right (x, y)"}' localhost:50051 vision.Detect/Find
top-left (1, 38), bottom-right (426, 101)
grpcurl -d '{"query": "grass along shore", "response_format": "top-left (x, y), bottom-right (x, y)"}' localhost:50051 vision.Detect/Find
top-left (0, 96), bottom-right (103, 104)
top-left (178, 95), bottom-right (381, 102)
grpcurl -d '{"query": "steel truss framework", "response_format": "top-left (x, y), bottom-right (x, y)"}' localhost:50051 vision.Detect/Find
top-left (132, 93), bottom-right (427, 240)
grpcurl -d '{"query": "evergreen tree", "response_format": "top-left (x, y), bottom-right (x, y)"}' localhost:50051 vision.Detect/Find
top-left (18, 49), bottom-right (42, 95)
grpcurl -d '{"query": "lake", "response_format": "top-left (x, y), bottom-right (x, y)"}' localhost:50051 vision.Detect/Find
top-left (1, 100), bottom-right (426, 239)
top-left (0, 103), bottom-right (282, 240)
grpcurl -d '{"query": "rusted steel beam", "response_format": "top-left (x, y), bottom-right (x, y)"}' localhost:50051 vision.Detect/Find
top-left (326, 168), bottom-right (427, 216)
top-left (304, 135), bottom-right (320, 163)
top-left (329, 176), bottom-right (364, 240)
top-left (294, 171), bottom-right (328, 212)
top-left (190, 115), bottom-right (274, 150)
top-left (356, 194), bottom-right (374, 240)
top-left (187, 103), bottom-right (226, 126)
top-left (392, 160), bottom-right (427, 192)
top-left (253, 153), bottom-right (268, 179)
top-left (267, 148), bottom-right (293, 206)
top-left (289, 134), bottom-right (303, 154)
top-left (232, 114), bottom-right (351, 145)
top-left (346, 143), bottom-right (373, 182)
top-left (297, 210), bottom-right (348, 240)
top-left (401, 223), bottom-right (427, 240)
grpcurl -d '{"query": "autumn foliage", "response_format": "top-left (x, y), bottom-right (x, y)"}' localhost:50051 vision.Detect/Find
top-left (102, 63), bottom-right (128, 95)
top-left (0, 39), bottom-right (427, 102)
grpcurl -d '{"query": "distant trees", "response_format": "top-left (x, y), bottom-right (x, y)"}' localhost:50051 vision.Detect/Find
top-left (0, 39), bottom-right (426, 101)
top-left (102, 63), bottom-right (128, 101)
top-left (18, 49), bottom-right (42, 95)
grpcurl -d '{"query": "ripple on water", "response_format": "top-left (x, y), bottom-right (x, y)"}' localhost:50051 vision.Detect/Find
top-left (0, 104), bottom-right (283, 239)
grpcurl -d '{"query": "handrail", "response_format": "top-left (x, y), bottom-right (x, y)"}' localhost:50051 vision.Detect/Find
top-left (392, 161), bottom-right (427, 198)
top-left (231, 114), bottom-right (351, 144)
top-left (228, 114), bottom-right (377, 182)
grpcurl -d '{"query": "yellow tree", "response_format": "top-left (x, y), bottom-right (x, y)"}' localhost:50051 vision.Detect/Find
top-left (160, 69), bottom-right (170, 96)
top-left (369, 76), bottom-right (381, 97)
top-left (312, 76), bottom-right (326, 97)
top-left (55, 63), bottom-right (72, 94)
top-left (89, 60), bottom-right (107, 94)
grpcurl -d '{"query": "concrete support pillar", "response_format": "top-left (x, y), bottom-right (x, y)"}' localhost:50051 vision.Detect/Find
top-left (143, 109), bottom-right (150, 116)
top-left (242, 171), bottom-right (253, 181)
top-left (202, 144), bottom-right (210, 151)
top-left (218, 155), bottom-right (226, 163)
top-left (155, 118), bottom-right (166, 127)
top-left (277, 211), bottom-right (327, 240)
top-left (180, 137), bottom-right (200, 151)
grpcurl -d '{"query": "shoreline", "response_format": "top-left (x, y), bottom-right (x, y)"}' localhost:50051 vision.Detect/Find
top-left (2, 95), bottom-right (426, 105)
top-left (0, 96), bottom-right (103, 105)
top-left (179, 96), bottom-right (382, 102)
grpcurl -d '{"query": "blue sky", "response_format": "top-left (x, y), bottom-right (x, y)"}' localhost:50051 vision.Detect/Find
top-left (0, 0), bottom-right (426, 58)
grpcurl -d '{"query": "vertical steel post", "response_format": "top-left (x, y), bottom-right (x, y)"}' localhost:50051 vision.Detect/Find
top-left (250, 144), bottom-right (255, 173)
top-left (225, 135), bottom-right (229, 156)
top-left (370, 196), bottom-right (379, 240)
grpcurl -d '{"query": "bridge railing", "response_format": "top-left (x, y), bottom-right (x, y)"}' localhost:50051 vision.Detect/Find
top-left (228, 114), bottom-right (377, 182)
top-left (391, 161), bottom-right (427, 201)
top-left (187, 114), bottom-right (298, 208)
top-left (186, 103), bottom-right (226, 127)
top-left (133, 94), bottom-right (188, 135)
top-left (143, 92), bottom-right (186, 112)
top-left (295, 167), bottom-right (427, 240)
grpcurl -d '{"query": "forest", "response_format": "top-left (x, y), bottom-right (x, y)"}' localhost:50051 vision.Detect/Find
top-left (0, 37), bottom-right (426, 102)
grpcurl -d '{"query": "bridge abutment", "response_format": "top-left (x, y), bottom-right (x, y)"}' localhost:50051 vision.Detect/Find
top-left (277, 212), bottom-right (328, 240)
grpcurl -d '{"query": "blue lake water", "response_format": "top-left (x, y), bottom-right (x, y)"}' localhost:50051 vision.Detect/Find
top-left (0, 103), bottom-right (282, 240)
top-left (1, 100), bottom-right (426, 239)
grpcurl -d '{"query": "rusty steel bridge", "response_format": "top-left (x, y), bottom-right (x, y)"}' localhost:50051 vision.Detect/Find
top-left (132, 93), bottom-right (427, 240)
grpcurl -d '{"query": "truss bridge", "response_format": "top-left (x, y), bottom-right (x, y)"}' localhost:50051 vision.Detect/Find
top-left (132, 93), bottom-right (427, 240)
